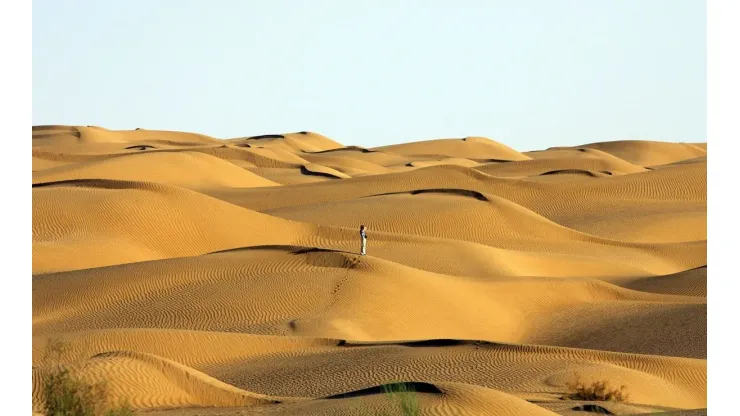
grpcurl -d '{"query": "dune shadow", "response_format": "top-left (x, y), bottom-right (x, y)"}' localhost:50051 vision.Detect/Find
top-left (366, 188), bottom-right (490, 202)
top-left (325, 382), bottom-right (442, 399)
top-left (471, 158), bottom-right (515, 163)
top-left (207, 245), bottom-right (325, 255)
top-left (300, 165), bottom-right (344, 179)
top-left (124, 145), bottom-right (156, 150)
top-left (207, 246), bottom-right (361, 269)
top-left (303, 146), bottom-right (376, 155)
top-left (32, 178), bottom-right (145, 189)
top-left (247, 134), bottom-right (285, 140)
top-left (539, 169), bottom-right (601, 177)
top-left (571, 404), bottom-right (615, 414)
top-left (410, 189), bottom-right (489, 201)
top-left (337, 339), bottom-right (497, 349)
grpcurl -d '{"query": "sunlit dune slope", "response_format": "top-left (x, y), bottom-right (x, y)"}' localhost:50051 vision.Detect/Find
top-left (33, 247), bottom-right (704, 357)
top-left (32, 180), bottom-right (313, 273)
top-left (373, 136), bottom-right (532, 161)
top-left (33, 125), bottom-right (222, 152)
top-left (32, 151), bottom-right (280, 190)
top-left (577, 140), bottom-right (706, 166)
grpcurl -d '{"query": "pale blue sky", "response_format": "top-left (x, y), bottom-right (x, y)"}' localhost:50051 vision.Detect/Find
top-left (32, 1), bottom-right (705, 150)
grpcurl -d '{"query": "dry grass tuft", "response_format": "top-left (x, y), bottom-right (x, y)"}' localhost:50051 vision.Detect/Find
top-left (41, 339), bottom-right (133, 416)
top-left (563, 373), bottom-right (629, 402)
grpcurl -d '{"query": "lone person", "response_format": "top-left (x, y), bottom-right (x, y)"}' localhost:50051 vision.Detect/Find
top-left (360, 225), bottom-right (367, 256)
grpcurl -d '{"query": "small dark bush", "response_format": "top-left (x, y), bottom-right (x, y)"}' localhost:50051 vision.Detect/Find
top-left (563, 373), bottom-right (629, 402)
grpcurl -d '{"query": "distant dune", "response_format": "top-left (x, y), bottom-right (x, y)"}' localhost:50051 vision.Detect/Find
top-left (32, 126), bottom-right (706, 415)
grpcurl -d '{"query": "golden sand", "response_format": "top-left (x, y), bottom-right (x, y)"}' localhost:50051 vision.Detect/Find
top-left (32, 126), bottom-right (706, 415)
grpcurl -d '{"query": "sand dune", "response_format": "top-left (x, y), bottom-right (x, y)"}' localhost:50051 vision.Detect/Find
top-left (616, 266), bottom-right (707, 297)
top-left (578, 140), bottom-right (706, 166)
top-left (32, 248), bottom-right (703, 345)
top-left (32, 126), bottom-right (222, 155)
top-left (32, 127), bottom-right (706, 415)
top-left (32, 151), bottom-right (280, 190)
top-left (649, 156), bottom-right (708, 170)
top-left (300, 163), bottom-right (352, 179)
top-left (227, 131), bottom-right (344, 153)
top-left (32, 180), bottom-right (314, 273)
top-left (373, 136), bottom-right (532, 161)
top-left (299, 152), bottom-right (394, 176)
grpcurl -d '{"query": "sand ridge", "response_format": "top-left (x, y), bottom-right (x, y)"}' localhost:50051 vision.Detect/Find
top-left (32, 126), bottom-right (706, 415)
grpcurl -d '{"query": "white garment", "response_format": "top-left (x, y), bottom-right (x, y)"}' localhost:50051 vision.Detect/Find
top-left (361, 237), bottom-right (367, 255)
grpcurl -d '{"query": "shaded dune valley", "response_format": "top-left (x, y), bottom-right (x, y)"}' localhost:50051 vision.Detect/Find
top-left (32, 126), bottom-right (707, 415)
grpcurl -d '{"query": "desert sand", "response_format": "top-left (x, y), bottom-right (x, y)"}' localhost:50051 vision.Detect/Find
top-left (32, 126), bottom-right (706, 415)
